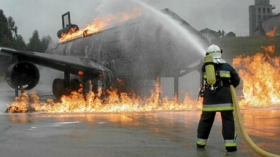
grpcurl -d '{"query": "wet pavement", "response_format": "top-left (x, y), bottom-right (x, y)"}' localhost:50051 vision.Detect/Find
top-left (1, 109), bottom-right (280, 157)
top-left (0, 82), bottom-right (280, 157)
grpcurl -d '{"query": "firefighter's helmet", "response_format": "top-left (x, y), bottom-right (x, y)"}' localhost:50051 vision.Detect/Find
top-left (206, 44), bottom-right (223, 58)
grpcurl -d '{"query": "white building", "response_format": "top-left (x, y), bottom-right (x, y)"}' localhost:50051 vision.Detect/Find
top-left (249, 0), bottom-right (275, 36)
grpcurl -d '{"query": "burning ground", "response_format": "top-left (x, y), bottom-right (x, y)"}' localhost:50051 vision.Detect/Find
top-left (6, 85), bottom-right (201, 113)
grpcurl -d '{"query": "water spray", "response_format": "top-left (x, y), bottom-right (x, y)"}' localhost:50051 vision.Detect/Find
top-left (132, 0), bottom-right (206, 56)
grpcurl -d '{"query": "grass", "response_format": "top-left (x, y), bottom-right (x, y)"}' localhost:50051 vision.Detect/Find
top-left (211, 36), bottom-right (280, 59)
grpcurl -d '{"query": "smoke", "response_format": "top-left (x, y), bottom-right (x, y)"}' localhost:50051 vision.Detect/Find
top-left (135, 0), bottom-right (206, 54)
top-left (92, 0), bottom-right (206, 99)
top-left (137, 0), bottom-right (205, 99)
top-left (92, 0), bottom-right (207, 55)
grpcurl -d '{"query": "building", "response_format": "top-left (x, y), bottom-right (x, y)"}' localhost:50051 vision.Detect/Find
top-left (249, 0), bottom-right (275, 36)
top-left (254, 13), bottom-right (280, 36)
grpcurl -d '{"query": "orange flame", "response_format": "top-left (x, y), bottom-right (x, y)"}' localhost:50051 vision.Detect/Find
top-left (233, 25), bottom-right (280, 108)
top-left (9, 26), bottom-right (280, 113)
top-left (59, 8), bottom-right (141, 43)
top-left (78, 71), bottom-right (84, 76)
top-left (6, 78), bottom-right (202, 113)
top-left (266, 26), bottom-right (278, 38)
top-left (233, 45), bottom-right (280, 108)
top-left (6, 92), bottom-right (30, 113)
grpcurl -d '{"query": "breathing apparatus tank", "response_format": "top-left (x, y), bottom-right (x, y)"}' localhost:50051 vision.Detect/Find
top-left (204, 55), bottom-right (216, 90)
top-left (204, 44), bottom-right (223, 91)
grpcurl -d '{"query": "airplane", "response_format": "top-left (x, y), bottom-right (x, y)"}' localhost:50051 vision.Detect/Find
top-left (0, 8), bottom-right (209, 101)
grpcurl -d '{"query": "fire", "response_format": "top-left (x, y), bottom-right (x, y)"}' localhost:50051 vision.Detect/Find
top-left (8, 26), bottom-right (280, 113)
top-left (233, 44), bottom-right (280, 108)
top-left (6, 81), bottom-right (202, 113)
top-left (6, 92), bottom-right (30, 113)
top-left (232, 26), bottom-right (280, 108)
top-left (59, 8), bottom-right (141, 43)
top-left (266, 26), bottom-right (278, 38)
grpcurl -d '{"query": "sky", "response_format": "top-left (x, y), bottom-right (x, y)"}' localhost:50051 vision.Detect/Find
top-left (1, 0), bottom-right (280, 43)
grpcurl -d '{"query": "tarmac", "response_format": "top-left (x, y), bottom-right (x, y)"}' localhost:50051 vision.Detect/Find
top-left (0, 82), bottom-right (279, 157)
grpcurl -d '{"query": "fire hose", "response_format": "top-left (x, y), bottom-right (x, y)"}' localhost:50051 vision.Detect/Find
top-left (230, 85), bottom-right (280, 157)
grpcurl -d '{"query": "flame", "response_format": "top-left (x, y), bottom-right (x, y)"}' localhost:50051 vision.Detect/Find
top-left (266, 26), bottom-right (278, 38)
top-left (59, 8), bottom-right (141, 43)
top-left (233, 26), bottom-right (280, 108)
top-left (78, 71), bottom-right (84, 76)
top-left (233, 45), bottom-right (280, 108)
top-left (7, 46), bottom-right (280, 113)
top-left (8, 26), bottom-right (280, 113)
top-left (6, 78), bottom-right (202, 113)
top-left (6, 92), bottom-right (30, 113)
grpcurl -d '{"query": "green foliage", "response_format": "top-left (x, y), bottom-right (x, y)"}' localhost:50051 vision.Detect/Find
top-left (40, 35), bottom-right (52, 52)
top-left (0, 10), bottom-right (13, 47)
top-left (14, 35), bottom-right (26, 50)
top-left (0, 9), bottom-right (53, 52)
top-left (7, 16), bottom-right (17, 38)
top-left (27, 31), bottom-right (52, 52)
top-left (27, 30), bottom-right (41, 51)
top-left (0, 10), bottom-right (26, 50)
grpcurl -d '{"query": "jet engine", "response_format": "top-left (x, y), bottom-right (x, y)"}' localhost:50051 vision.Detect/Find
top-left (5, 61), bottom-right (40, 90)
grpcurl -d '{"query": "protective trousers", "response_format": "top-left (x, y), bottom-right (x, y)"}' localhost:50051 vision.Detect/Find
top-left (196, 111), bottom-right (236, 149)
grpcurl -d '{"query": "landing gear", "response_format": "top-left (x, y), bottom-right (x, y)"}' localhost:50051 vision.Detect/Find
top-left (69, 79), bottom-right (80, 91)
top-left (52, 78), bottom-right (65, 99)
top-left (51, 72), bottom-right (109, 100)
top-left (52, 78), bottom-right (83, 100)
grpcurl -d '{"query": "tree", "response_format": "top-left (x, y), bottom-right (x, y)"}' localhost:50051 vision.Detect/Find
top-left (218, 30), bottom-right (222, 37)
top-left (7, 16), bottom-right (17, 38)
top-left (27, 30), bottom-right (41, 52)
top-left (27, 31), bottom-right (53, 52)
top-left (0, 9), bottom-right (26, 49)
top-left (221, 30), bottom-right (225, 37)
top-left (0, 10), bottom-right (13, 47)
top-left (225, 31), bottom-right (236, 37)
top-left (40, 35), bottom-right (52, 52)
top-left (14, 35), bottom-right (26, 50)
top-left (0, 10), bottom-right (19, 75)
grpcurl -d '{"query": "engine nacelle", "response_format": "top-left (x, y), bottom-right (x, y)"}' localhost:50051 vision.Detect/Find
top-left (5, 62), bottom-right (40, 90)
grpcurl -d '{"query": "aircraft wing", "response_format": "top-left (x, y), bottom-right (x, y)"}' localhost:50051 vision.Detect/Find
top-left (0, 47), bottom-right (110, 76)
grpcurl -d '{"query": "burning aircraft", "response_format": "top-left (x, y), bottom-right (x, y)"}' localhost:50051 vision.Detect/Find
top-left (1, 8), bottom-right (209, 112)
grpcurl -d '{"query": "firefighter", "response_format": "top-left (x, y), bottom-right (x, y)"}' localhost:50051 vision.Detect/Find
top-left (196, 44), bottom-right (240, 152)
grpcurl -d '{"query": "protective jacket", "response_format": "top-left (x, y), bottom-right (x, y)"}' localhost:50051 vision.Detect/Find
top-left (197, 45), bottom-right (240, 151)
top-left (201, 62), bottom-right (240, 111)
